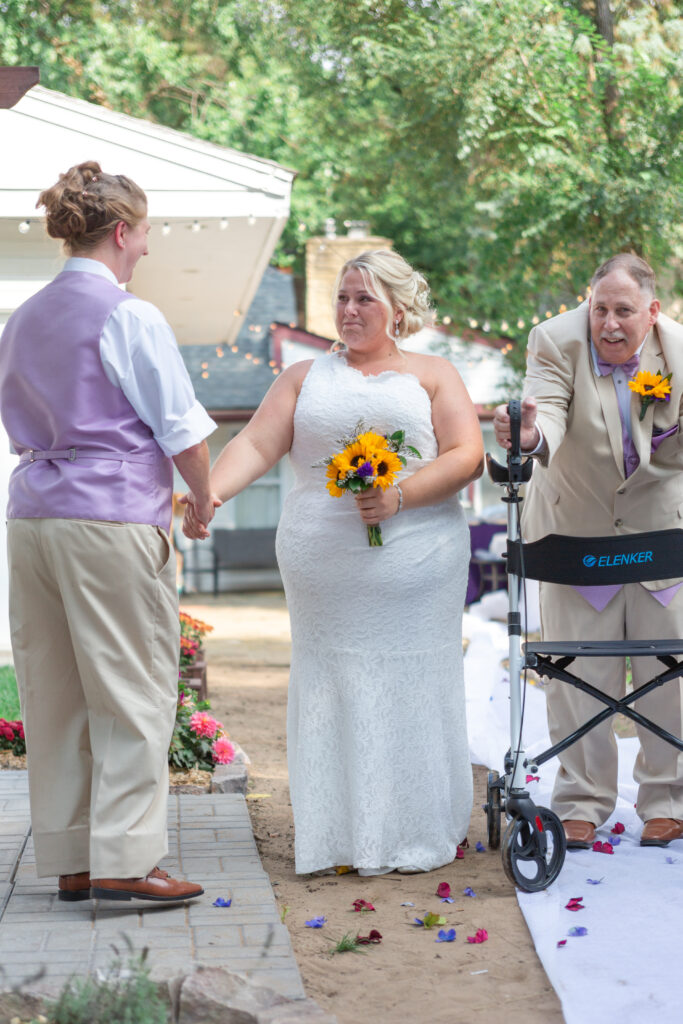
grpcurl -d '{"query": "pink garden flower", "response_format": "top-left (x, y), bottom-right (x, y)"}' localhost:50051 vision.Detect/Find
top-left (189, 711), bottom-right (220, 738)
top-left (212, 736), bottom-right (235, 765)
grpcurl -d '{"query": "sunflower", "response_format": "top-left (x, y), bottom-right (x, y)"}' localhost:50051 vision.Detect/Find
top-left (326, 454), bottom-right (352, 496)
top-left (628, 370), bottom-right (672, 401)
top-left (357, 430), bottom-right (390, 452)
top-left (370, 448), bottom-right (404, 490)
top-left (342, 436), bottom-right (385, 470)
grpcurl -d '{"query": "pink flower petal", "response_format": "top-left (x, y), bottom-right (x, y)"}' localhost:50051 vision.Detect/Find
top-left (436, 882), bottom-right (451, 899)
top-left (611, 822), bottom-right (625, 835)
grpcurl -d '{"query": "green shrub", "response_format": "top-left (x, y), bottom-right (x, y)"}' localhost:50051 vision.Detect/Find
top-left (0, 664), bottom-right (20, 720)
top-left (46, 945), bottom-right (169, 1024)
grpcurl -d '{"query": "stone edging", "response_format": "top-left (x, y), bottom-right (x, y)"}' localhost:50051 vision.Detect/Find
top-left (1, 965), bottom-right (338, 1024)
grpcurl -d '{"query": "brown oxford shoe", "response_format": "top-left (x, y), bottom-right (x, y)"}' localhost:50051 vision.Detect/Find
top-left (90, 866), bottom-right (204, 903)
top-left (562, 820), bottom-right (595, 849)
top-left (58, 872), bottom-right (91, 902)
top-left (640, 818), bottom-right (683, 848)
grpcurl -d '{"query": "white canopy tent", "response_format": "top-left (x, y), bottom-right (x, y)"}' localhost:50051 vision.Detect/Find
top-left (0, 83), bottom-right (295, 656)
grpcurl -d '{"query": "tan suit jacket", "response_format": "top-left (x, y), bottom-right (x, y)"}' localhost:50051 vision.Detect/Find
top-left (522, 303), bottom-right (683, 590)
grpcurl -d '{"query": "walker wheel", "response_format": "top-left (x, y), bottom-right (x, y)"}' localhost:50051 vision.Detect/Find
top-left (501, 807), bottom-right (566, 893)
top-left (484, 770), bottom-right (502, 850)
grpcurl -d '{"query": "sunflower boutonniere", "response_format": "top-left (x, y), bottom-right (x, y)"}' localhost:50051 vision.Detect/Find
top-left (316, 420), bottom-right (422, 546)
top-left (628, 369), bottom-right (672, 421)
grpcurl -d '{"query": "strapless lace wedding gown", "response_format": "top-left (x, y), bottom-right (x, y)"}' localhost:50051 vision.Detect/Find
top-left (276, 352), bottom-right (473, 874)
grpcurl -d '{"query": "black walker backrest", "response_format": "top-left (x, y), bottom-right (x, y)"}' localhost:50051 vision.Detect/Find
top-left (506, 530), bottom-right (683, 586)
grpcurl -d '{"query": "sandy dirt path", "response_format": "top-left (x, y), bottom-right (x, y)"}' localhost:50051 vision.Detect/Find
top-left (182, 593), bottom-right (563, 1024)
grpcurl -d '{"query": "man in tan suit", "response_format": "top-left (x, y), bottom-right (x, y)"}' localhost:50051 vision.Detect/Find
top-left (494, 254), bottom-right (683, 849)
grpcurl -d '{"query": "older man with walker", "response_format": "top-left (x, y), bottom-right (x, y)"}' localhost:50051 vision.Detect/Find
top-left (494, 254), bottom-right (683, 850)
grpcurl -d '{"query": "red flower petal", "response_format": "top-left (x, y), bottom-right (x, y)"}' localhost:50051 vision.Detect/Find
top-left (436, 882), bottom-right (451, 898)
top-left (456, 846), bottom-right (465, 860)
top-left (611, 822), bottom-right (625, 834)
top-left (352, 898), bottom-right (375, 912)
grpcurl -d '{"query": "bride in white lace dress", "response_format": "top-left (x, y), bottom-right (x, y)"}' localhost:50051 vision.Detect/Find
top-left (186, 250), bottom-right (484, 875)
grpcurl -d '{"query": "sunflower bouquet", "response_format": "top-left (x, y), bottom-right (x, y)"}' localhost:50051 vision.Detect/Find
top-left (320, 421), bottom-right (421, 546)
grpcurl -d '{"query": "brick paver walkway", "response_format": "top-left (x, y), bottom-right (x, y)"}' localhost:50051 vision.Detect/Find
top-left (0, 771), bottom-right (304, 999)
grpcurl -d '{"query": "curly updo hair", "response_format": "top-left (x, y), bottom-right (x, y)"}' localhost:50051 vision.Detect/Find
top-left (37, 161), bottom-right (147, 255)
top-left (332, 249), bottom-right (434, 343)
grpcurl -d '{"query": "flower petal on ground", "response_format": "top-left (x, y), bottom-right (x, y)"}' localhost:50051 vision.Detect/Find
top-left (466, 929), bottom-right (489, 944)
top-left (356, 929), bottom-right (382, 944)
top-left (436, 929), bottom-right (456, 943)
top-left (456, 846), bottom-right (465, 860)
top-left (212, 897), bottom-right (232, 907)
top-left (463, 887), bottom-right (477, 898)
top-left (586, 878), bottom-right (603, 885)
top-left (592, 841), bottom-right (614, 854)
top-left (568, 927), bottom-right (588, 937)
top-left (565, 897), bottom-right (584, 911)
top-left (352, 899), bottom-right (375, 912)
top-left (611, 822), bottom-right (625, 834)
top-left (436, 882), bottom-right (451, 898)
top-left (305, 916), bottom-right (326, 928)
top-left (475, 842), bottom-right (486, 853)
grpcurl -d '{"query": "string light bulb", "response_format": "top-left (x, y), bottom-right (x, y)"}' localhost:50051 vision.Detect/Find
top-left (191, 220), bottom-right (201, 233)
top-left (18, 220), bottom-right (30, 234)
top-left (220, 218), bottom-right (229, 230)
top-left (161, 222), bottom-right (171, 236)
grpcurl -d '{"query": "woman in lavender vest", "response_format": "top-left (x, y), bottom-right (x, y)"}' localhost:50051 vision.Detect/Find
top-left (0, 162), bottom-right (217, 903)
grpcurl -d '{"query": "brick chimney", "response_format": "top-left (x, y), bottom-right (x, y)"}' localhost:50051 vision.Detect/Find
top-left (305, 221), bottom-right (392, 339)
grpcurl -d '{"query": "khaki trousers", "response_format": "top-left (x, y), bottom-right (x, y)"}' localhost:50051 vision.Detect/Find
top-left (541, 580), bottom-right (683, 826)
top-left (8, 518), bottom-right (179, 878)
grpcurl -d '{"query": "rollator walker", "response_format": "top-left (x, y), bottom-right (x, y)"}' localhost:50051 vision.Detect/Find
top-left (483, 399), bottom-right (683, 892)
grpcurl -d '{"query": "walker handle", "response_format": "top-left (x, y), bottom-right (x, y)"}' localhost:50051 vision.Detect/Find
top-left (508, 399), bottom-right (522, 463)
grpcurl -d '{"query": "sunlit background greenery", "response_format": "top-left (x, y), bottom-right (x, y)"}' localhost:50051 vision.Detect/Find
top-left (1, 0), bottom-right (681, 372)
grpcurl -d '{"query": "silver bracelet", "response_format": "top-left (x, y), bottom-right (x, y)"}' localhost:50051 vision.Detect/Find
top-left (394, 483), bottom-right (404, 514)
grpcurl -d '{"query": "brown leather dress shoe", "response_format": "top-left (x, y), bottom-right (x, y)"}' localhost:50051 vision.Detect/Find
top-left (58, 872), bottom-right (91, 902)
top-left (640, 818), bottom-right (683, 847)
top-left (562, 820), bottom-right (595, 849)
top-left (90, 866), bottom-right (204, 902)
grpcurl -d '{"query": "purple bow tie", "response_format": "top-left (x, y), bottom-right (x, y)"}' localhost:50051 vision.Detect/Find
top-left (597, 353), bottom-right (639, 377)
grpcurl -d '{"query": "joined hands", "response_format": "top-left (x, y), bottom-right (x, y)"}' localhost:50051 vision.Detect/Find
top-left (180, 493), bottom-right (222, 540)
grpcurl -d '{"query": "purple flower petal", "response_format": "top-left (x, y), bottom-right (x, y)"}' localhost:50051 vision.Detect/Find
top-left (440, 896), bottom-right (454, 903)
top-left (436, 928), bottom-right (456, 943)
top-left (212, 897), bottom-right (232, 907)
top-left (665, 856), bottom-right (677, 864)
top-left (568, 926), bottom-right (587, 937)
top-left (586, 878), bottom-right (603, 885)
top-left (475, 842), bottom-right (486, 853)
top-left (305, 916), bottom-right (326, 928)
top-left (463, 887), bottom-right (477, 898)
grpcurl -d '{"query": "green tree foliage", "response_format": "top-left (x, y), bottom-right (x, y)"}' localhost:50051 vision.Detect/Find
top-left (1, 0), bottom-right (681, 369)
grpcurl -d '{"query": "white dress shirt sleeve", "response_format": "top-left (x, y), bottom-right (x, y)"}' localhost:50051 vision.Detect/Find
top-left (99, 298), bottom-right (216, 457)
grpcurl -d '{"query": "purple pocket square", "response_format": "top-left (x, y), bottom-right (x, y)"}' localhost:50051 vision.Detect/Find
top-left (651, 425), bottom-right (678, 453)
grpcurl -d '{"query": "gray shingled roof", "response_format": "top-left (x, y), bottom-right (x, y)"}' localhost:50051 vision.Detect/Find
top-left (181, 266), bottom-right (297, 411)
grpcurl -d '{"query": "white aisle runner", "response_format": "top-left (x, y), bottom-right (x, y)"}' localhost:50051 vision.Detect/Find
top-left (463, 610), bottom-right (683, 1024)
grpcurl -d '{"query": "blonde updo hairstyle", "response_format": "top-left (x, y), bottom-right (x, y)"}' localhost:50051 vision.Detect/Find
top-left (37, 160), bottom-right (147, 255)
top-left (332, 249), bottom-right (434, 346)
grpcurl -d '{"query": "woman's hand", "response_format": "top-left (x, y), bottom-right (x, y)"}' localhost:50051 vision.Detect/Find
top-left (354, 485), bottom-right (401, 524)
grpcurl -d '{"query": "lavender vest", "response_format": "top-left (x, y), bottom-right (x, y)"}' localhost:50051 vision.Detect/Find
top-left (0, 269), bottom-right (173, 531)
